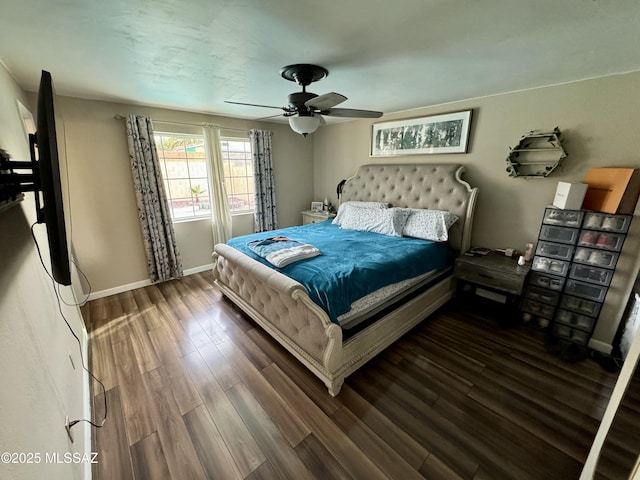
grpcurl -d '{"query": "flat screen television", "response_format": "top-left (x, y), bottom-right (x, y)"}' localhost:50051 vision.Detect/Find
top-left (36, 71), bottom-right (70, 285)
top-left (0, 70), bottom-right (71, 285)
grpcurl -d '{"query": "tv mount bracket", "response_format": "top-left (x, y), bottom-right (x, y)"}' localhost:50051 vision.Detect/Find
top-left (0, 136), bottom-right (44, 220)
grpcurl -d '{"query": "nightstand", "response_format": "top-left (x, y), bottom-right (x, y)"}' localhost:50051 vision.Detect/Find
top-left (301, 210), bottom-right (335, 225)
top-left (454, 251), bottom-right (531, 322)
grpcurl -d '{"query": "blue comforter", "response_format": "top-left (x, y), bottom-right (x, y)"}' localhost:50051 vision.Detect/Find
top-left (227, 221), bottom-right (450, 324)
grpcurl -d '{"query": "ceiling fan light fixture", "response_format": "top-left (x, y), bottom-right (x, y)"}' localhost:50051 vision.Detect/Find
top-left (288, 115), bottom-right (321, 137)
top-left (226, 64), bottom-right (383, 129)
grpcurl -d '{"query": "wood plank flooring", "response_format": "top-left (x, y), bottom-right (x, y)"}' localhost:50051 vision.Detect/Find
top-left (83, 272), bottom-right (634, 479)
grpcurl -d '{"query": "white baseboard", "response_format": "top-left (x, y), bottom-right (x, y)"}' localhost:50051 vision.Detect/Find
top-left (87, 264), bottom-right (214, 301)
top-left (183, 263), bottom-right (214, 276)
top-left (87, 279), bottom-right (152, 301)
top-left (588, 338), bottom-right (613, 355)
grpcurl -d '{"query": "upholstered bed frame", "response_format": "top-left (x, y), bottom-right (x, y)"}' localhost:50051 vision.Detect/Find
top-left (212, 164), bottom-right (478, 395)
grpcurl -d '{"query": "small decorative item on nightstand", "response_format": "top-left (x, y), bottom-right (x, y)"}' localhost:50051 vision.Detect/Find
top-left (523, 242), bottom-right (534, 261)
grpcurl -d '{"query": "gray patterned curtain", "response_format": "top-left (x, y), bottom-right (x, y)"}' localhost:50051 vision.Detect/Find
top-left (249, 129), bottom-right (277, 232)
top-left (126, 115), bottom-right (183, 283)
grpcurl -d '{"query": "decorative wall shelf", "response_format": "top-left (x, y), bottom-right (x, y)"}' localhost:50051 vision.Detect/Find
top-left (506, 127), bottom-right (567, 178)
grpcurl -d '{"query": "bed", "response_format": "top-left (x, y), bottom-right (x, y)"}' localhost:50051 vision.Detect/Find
top-left (212, 164), bottom-right (478, 395)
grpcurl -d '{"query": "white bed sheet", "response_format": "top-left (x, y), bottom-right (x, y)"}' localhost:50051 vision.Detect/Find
top-left (338, 269), bottom-right (441, 329)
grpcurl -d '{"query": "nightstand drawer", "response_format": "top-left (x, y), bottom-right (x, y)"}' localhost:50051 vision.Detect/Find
top-left (303, 216), bottom-right (326, 225)
top-left (301, 210), bottom-right (335, 225)
top-left (455, 263), bottom-right (526, 294)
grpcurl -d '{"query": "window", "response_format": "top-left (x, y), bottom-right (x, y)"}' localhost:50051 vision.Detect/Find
top-left (155, 133), bottom-right (210, 221)
top-left (155, 133), bottom-right (254, 221)
top-left (221, 138), bottom-right (255, 214)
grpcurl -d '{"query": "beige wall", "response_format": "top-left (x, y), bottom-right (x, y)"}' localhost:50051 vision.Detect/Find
top-left (313, 71), bottom-right (640, 350)
top-left (0, 64), bottom-right (89, 479)
top-left (57, 97), bottom-right (314, 292)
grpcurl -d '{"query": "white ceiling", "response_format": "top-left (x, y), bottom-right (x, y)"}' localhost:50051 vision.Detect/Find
top-left (1, 0), bottom-right (640, 123)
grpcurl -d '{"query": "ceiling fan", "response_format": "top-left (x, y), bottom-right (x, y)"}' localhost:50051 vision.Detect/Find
top-left (226, 64), bottom-right (383, 136)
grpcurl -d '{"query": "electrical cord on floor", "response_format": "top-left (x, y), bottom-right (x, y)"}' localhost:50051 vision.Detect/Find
top-left (30, 222), bottom-right (107, 429)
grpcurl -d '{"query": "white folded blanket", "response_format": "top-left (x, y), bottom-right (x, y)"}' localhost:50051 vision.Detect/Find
top-left (266, 244), bottom-right (321, 268)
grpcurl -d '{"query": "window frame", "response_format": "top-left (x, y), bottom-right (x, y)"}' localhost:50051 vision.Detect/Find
top-left (154, 131), bottom-right (211, 223)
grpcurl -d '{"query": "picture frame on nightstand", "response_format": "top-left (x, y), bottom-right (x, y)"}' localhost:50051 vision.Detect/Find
top-left (311, 201), bottom-right (323, 212)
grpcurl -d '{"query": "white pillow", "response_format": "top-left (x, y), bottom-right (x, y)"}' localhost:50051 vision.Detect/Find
top-left (340, 206), bottom-right (410, 237)
top-left (332, 201), bottom-right (390, 226)
top-left (402, 209), bottom-right (459, 242)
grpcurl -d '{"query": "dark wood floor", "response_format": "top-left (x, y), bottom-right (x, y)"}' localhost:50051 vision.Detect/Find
top-left (83, 272), bottom-right (634, 480)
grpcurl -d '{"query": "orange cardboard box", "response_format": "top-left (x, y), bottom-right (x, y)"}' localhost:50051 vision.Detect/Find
top-left (582, 167), bottom-right (640, 214)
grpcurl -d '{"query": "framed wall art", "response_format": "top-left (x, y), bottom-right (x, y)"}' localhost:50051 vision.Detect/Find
top-left (371, 110), bottom-right (472, 156)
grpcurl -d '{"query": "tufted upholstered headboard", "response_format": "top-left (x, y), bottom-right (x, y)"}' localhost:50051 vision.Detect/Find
top-left (340, 164), bottom-right (478, 253)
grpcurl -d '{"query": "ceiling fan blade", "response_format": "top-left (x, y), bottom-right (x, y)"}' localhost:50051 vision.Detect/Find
top-left (323, 108), bottom-right (383, 118)
top-left (305, 92), bottom-right (347, 111)
top-left (225, 100), bottom-right (285, 110)
top-left (256, 113), bottom-right (286, 121)
top-left (317, 115), bottom-right (327, 126)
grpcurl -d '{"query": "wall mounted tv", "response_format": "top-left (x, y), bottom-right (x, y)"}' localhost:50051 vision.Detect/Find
top-left (0, 70), bottom-right (71, 285)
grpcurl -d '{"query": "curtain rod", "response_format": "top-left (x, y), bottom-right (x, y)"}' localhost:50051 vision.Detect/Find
top-left (113, 114), bottom-right (249, 133)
